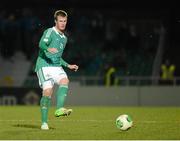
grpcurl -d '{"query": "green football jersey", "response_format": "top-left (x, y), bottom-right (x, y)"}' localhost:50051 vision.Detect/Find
top-left (35, 27), bottom-right (68, 72)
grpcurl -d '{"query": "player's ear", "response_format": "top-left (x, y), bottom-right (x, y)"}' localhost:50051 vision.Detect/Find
top-left (54, 20), bottom-right (57, 23)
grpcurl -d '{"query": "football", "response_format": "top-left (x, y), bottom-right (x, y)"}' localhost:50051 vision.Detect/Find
top-left (116, 114), bottom-right (133, 131)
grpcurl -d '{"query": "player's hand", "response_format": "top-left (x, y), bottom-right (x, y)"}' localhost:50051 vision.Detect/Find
top-left (68, 64), bottom-right (79, 72)
top-left (47, 48), bottom-right (58, 53)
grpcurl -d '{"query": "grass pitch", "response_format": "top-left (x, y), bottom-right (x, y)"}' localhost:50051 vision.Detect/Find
top-left (0, 106), bottom-right (180, 140)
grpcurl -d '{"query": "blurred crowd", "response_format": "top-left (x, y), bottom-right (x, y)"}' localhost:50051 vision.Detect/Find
top-left (0, 7), bottom-right (162, 80)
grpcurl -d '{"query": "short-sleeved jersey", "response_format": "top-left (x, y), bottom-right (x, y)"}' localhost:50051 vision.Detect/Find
top-left (35, 27), bottom-right (68, 72)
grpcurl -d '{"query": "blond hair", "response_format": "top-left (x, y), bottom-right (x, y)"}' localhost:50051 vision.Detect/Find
top-left (54, 10), bottom-right (68, 21)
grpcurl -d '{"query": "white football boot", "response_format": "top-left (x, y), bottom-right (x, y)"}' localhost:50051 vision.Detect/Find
top-left (41, 122), bottom-right (49, 130)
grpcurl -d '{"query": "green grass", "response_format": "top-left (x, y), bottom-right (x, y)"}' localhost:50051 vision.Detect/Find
top-left (0, 106), bottom-right (180, 140)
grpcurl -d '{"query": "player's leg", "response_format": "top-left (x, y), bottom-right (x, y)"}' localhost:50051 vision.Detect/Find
top-left (56, 78), bottom-right (69, 109)
top-left (55, 78), bottom-right (72, 117)
top-left (40, 87), bottom-right (53, 130)
top-left (37, 68), bottom-right (54, 130)
top-left (54, 67), bottom-right (72, 117)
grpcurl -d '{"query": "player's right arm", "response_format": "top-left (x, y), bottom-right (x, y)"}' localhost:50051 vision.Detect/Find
top-left (39, 28), bottom-right (58, 54)
top-left (39, 28), bottom-right (52, 50)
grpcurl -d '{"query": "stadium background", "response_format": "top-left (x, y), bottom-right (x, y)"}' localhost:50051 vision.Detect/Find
top-left (0, 0), bottom-right (179, 105)
top-left (0, 0), bottom-right (180, 140)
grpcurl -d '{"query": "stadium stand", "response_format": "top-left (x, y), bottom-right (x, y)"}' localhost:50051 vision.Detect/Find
top-left (0, 7), bottom-right (178, 87)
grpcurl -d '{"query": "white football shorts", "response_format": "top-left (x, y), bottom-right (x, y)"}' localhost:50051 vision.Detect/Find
top-left (36, 66), bottom-right (68, 90)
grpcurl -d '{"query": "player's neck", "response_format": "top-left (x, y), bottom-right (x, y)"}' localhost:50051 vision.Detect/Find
top-left (54, 26), bottom-right (64, 35)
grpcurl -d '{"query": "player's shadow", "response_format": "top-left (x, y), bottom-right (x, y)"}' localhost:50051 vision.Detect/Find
top-left (13, 124), bottom-right (55, 130)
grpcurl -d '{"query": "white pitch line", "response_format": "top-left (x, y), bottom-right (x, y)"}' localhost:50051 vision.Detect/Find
top-left (0, 119), bottom-right (112, 122)
top-left (0, 119), bottom-right (179, 123)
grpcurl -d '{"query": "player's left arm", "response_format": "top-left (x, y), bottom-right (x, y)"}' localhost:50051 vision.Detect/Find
top-left (60, 37), bottom-right (78, 71)
top-left (68, 64), bottom-right (79, 72)
top-left (60, 58), bottom-right (78, 71)
top-left (60, 58), bottom-right (69, 67)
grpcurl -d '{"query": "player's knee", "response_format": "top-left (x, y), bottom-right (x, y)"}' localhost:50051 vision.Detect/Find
top-left (43, 88), bottom-right (53, 96)
top-left (59, 78), bottom-right (69, 85)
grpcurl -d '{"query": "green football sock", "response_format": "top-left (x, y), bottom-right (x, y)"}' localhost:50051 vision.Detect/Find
top-left (40, 96), bottom-right (51, 123)
top-left (56, 85), bottom-right (68, 109)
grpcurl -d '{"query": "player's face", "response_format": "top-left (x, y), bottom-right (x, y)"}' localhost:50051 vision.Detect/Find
top-left (55, 16), bottom-right (67, 31)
